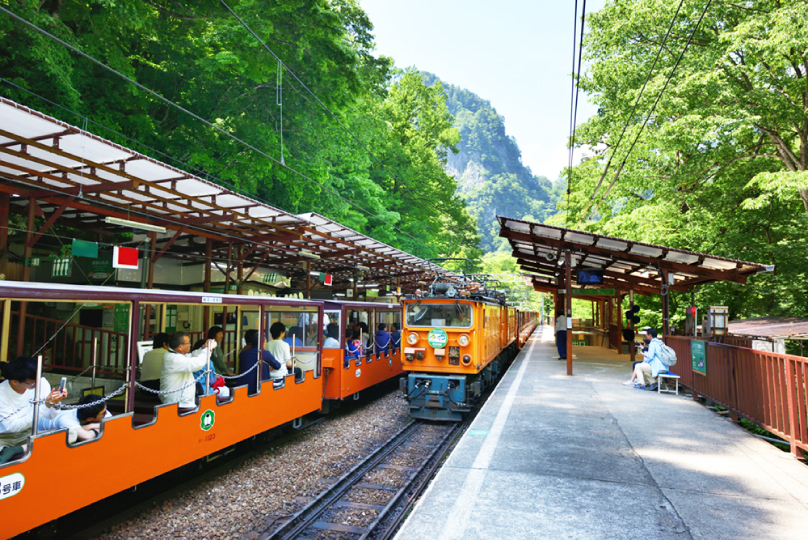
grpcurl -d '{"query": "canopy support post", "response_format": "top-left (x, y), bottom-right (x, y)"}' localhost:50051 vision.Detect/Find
top-left (629, 290), bottom-right (636, 364)
top-left (661, 269), bottom-right (671, 336)
top-left (565, 250), bottom-right (573, 376)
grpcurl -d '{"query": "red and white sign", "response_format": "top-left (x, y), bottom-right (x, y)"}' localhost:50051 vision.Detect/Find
top-left (113, 246), bottom-right (139, 269)
top-left (324, 274), bottom-right (332, 286)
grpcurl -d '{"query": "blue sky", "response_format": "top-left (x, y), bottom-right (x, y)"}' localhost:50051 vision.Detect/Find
top-left (359, 0), bottom-right (607, 181)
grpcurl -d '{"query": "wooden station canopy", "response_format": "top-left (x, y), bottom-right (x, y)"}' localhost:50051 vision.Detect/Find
top-left (0, 97), bottom-right (458, 294)
top-left (497, 216), bottom-right (772, 297)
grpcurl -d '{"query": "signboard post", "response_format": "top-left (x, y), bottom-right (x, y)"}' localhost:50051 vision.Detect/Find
top-left (691, 340), bottom-right (707, 376)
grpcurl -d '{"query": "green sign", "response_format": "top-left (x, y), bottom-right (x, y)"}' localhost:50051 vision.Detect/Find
top-left (51, 258), bottom-right (71, 277)
top-left (427, 328), bottom-right (449, 349)
top-left (692, 340), bottom-right (707, 376)
top-left (572, 340), bottom-right (588, 346)
top-left (113, 304), bottom-right (130, 333)
top-left (572, 289), bottom-right (615, 296)
top-left (200, 409), bottom-right (215, 431)
top-left (72, 239), bottom-right (98, 258)
top-left (90, 258), bottom-right (113, 279)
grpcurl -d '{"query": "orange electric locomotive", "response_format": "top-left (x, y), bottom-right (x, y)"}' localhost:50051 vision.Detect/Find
top-left (401, 272), bottom-right (537, 421)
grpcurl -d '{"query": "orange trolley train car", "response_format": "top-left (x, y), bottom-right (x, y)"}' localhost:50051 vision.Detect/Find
top-left (0, 281), bottom-right (404, 539)
top-left (401, 281), bottom-right (537, 421)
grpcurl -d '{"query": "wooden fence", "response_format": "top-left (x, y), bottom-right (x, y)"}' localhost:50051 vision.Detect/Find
top-left (665, 336), bottom-right (807, 458)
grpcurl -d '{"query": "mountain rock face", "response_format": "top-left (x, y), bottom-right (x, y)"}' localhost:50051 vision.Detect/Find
top-left (422, 72), bottom-right (559, 252)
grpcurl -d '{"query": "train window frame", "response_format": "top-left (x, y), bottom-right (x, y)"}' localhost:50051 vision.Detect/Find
top-left (405, 303), bottom-right (473, 329)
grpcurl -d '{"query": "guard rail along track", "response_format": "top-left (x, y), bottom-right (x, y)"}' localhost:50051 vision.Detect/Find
top-left (262, 417), bottom-right (473, 540)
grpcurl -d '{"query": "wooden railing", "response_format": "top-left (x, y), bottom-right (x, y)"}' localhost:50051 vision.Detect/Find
top-left (665, 336), bottom-right (807, 458)
top-left (15, 313), bottom-right (128, 376)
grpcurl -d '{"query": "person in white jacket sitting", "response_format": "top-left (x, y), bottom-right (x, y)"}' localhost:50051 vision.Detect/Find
top-left (0, 356), bottom-right (67, 463)
top-left (160, 332), bottom-right (217, 411)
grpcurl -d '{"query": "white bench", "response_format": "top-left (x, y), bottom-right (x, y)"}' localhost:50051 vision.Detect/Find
top-left (657, 371), bottom-right (680, 395)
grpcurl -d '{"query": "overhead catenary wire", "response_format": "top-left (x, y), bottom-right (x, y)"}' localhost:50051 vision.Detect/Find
top-left (577, 0), bottom-right (686, 226)
top-left (587, 0), bottom-right (714, 221)
top-left (566, 0), bottom-right (587, 225)
top-left (0, 5), bottom-right (420, 243)
top-left (217, 0), bottom-right (441, 220)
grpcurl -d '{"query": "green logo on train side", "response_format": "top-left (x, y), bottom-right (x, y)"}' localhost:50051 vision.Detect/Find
top-left (200, 410), bottom-right (215, 431)
top-left (427, 328), bottom-right (449, 349)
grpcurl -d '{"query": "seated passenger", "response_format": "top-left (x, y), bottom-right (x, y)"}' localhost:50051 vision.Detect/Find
top-left (358, 322), bottom-right (370, 348)
top-left (38, 394), bottom-right (111, 444)
top-left (237, 329), bottom-right (278, 393)
top-left (375, 323), bottom-right (391, 354)
top-left (283, 326), bottom-right (304, 348)
top-left (632, 329), bottom-right (666, 390)
top-left (191, 338), bottom-right (231, 401)
top-left (265, 322), bottom-right (302, 380)
top-left (390, 324), bottom-right (401, 350)
top-left (346, 329), bottom-right (363, 367)
top-left (140, 333), bottom-right (169, 391)
top-left (160, 332), bottom-right (217, 411)
top-left (324, 323), bottom-right (341, 348)
top-left (0, 356), bottom-right (67, 463)
top-left (193, 326), bottom-right (232, 376)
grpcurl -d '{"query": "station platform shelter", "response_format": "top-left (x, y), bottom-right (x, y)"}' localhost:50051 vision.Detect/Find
top-left (395, 327), bottom-right (808, 540)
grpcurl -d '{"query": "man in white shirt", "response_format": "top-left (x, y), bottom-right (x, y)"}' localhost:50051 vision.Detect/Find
top-left (323, 323), bottom-right (341, 348)
top-left (555, 311), bottom-right (567, 360)
top-left (38, 394), bottom-right (110, 444)
top-left (265, 322), bottom-right (299, 379)
top-left (0, 356), bottom-right (67, 463)
top-left (160, 332), bottom-right (216, 410)
top-left (140, 333), bottom-right (169, 391)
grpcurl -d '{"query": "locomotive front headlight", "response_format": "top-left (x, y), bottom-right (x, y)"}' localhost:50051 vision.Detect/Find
top-left (458, 334), bottom-right (470, 347)
top-left (407, 333), bottom-right (419, 345)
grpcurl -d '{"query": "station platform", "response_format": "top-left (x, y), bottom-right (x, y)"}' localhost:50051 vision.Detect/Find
top-left (395, 327), bottom-right (808, 540)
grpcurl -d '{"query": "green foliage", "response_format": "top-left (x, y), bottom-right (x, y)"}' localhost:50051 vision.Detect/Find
top-left (421, 72), bottom-right (559, 253)
top-left (563, 0), bottom-right (808, 324)
top-left (0, 0), bottom-right (480, 262)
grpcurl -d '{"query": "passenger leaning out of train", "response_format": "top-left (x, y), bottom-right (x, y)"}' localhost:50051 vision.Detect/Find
top-left (323, 323), bottom-right (341, 348)
top-left (375, 323), bottom-right (391, 354)
top-left (140, 332), bottom-right (169, 392)
top-left (238, 329), bottom-right (279, 393)
top-left (38, 394), bottom-right (111, 444)
top-left (0, 356), bottom-right (67, 463)
top-left (193, 326), bottom-right (232, 376)
top-left (160, 332), bottom-right (218, 411)
top-left (265, 322), bottom-right (302, 380)
top-left (390, 323), bottom-right (401, 350)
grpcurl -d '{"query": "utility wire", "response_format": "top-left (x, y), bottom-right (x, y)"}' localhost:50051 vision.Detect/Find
top-left (219, 0), bottom-right (440, 219)
top-left (567, 0), bottom-right (587, 226)
top-left (577, 0), bottom-right (685, 226)
top-left (565, 0), bottom-right (579, 224)
top-left (0, 5), bottom-right (420, 243)
top-left (588, 0), bottom-right (713, 220)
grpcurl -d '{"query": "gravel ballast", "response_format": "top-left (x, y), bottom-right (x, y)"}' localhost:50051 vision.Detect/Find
top-left (96, 390), bottom-right (410, 540)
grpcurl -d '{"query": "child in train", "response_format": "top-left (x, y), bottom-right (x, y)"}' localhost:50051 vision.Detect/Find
top-left (38, 394), bottom-right (111, 444)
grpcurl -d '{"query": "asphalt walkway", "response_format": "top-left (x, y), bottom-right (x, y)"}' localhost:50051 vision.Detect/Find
top-left (395, 326), bottom-right (808, 540)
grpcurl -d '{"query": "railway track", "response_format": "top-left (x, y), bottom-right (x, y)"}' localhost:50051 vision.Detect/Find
top-left (262, 420), bottom-right (465, 540)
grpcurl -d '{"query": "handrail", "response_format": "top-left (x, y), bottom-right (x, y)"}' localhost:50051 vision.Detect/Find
top-left (665, 335), bottom-right (807, 458)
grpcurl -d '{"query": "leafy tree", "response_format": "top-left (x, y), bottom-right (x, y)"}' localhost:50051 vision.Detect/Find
top-left (563, 0), bottom-right (808, 321)
top-left (0, 0), bottom-right (480, 262)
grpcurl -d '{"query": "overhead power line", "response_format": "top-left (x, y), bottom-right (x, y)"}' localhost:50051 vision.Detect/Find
top-left (219, 0), bottom-right (440, 219)
top-left (577, 0), bottom-right (686, 226)
top-left (0, 5), bottom-right (420, 242)
top-left (587, 0), bottom-right (714, 222)
top-left (566, 0), bottom-right (587, 226)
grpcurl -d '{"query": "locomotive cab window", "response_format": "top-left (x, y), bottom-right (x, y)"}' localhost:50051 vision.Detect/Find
top-left (406, 303), bottom-right (472, 328)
